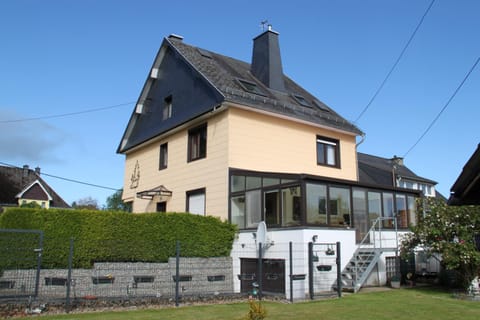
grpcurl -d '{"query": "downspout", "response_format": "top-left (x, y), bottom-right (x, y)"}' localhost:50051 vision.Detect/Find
top-left (355, 133), bottom-right (366, 181)
top-left (356, 133), bottom-right (366, 148)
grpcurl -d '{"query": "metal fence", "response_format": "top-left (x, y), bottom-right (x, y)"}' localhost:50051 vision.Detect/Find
top-left (0, 229), bottom-right (342, 314)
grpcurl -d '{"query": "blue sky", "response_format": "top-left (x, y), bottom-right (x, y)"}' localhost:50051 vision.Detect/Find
top-left (1, 0), bottom-right (478, 206)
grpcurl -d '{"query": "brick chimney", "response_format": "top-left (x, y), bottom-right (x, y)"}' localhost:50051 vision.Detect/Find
top-left (251, 25), bottom-right (285, 92)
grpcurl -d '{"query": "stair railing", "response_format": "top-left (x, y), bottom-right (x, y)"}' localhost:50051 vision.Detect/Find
top-left (353, 216), bottom-right (398, 290)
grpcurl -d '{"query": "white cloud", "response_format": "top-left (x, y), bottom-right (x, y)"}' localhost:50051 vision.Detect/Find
top-left (0, 109), bottom-right (66, 163)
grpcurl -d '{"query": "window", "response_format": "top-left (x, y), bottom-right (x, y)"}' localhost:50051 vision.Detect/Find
top-left (329, 186), bottom-right (351, 226)
top-left (231, 195), bottom-right (246, 228)
top-left (396, 194), bottom-right (407, 228)
top-left (316, 136), bottom-right (339, 167)
top-left (237, 79), bottom-right (267, 96)
top-left (407, 196), bottom-right (417, 227)
top-left (188, 124), bottom-right (207, 161)
top-left (306, 183), bottom-right (327, 225)
top-left (383, 193), bottom-right (395, 228)
top-left (292, 94), bottom-right (310, 107)
top-left (156, 202), bottom-right (166, 212)
top-left (159, 143), bottom-right (168, 170)
top-left (163, 95), bottom-right (172, 120)
top-left (186, 188), bottom-right (205, 215)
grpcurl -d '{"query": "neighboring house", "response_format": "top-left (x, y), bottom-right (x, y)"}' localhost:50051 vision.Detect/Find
top-left (358, 153), bottom-right (442, 199)
top-left (448, 144), bottom-right (480, 205)
top-left (118, 28), bottom-right (437, 296)
top-left (0, 165), bottom-right (70, 210)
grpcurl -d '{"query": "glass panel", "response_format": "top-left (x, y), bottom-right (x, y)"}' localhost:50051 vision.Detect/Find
top-left (383, 193), bottom-right (394, 228)
top-left (281, 179), bottom-right (296, 184)
top-left (326, 145), bottom-right (336, 166)
top-left (396, 194), bottom-right (407, 228)
top-left (368, 191), bottom-right (381, 225)
top-left (263, 178), bottom-right (280, 187)
top-left (407, 196), bottom-right (417, 227)
top-left (246, 190), bottom-right (261, 228)
top-left (282, 186), bottom-right (301, 227)
top-left (246, 176), bottom-right (261, 190)
top-left (317, 143), bottom-right (325, 164)
top-left (306, 183), bottom-right (327, 225)
top-left (188, 192), bottom-right (205, 215)
top-left (231, 195), bottom-right (245, 229)
top-left (231, 175), bottom-right (245, 193)
top-left (265, 190), bottom-right (280, 226)
top-left (329, 186), bottom-right (351, 226)
top-left (353, 188), bottom-right (368, 243)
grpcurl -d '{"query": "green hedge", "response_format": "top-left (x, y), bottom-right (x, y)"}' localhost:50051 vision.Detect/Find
top-left (0, 208), bottom-right (236, 269)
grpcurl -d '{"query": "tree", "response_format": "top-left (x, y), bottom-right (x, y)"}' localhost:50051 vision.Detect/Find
top-left (72, 196), bottom-right (99, 210)
top-left (105, 189), bottom-right (132, 212)
top-left (400, 197), bottom-right (480, 290)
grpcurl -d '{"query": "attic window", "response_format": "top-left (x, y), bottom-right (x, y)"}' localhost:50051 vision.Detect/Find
top-left (313, 99), bottom-right (330, 112)
top-left (163, 95), bottom-right (172, 120)
top-left (237, 79), bottom-right (267, 96)
top-left (197, 48), bottom-right (213, 59)
top-left (292, 94), bottom-right (311, 107)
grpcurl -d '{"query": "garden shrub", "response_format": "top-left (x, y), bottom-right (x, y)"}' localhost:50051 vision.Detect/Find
top-left (0, 208), bottom-right (236, 268)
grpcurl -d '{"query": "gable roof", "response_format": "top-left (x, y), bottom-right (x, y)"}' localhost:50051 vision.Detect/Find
top-left (16, 179), bottom-right (53, 201)
top-left (357, 152), bottom-right (437, 188)
top-left (118, 32), bottom-right (363, 153)
top-left (0, 165), bottom-right (70, 208)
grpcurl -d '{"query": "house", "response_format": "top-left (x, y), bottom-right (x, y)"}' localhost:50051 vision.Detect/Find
top-left (117, 27), bottom-right (436, 296)
top-left (448, 144), bottom-right (480, 205)
top-left (0, 164), bottom-right (70, 210)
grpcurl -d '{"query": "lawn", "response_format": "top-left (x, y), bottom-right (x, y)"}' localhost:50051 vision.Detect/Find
top-left (18, 287), bottom-right (480, 320)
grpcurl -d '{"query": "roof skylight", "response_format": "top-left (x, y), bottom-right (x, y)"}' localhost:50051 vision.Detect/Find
top-left (292, 94), bottom-right (311, 107)
top-left (313, 99), bottom-right (330, 112)
top-left (237, 79), bottom-right (267, 96)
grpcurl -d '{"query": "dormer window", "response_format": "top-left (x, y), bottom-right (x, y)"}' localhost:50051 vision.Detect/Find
top-left (163, 95), bottom-right (172, 120)
top-left (292, 94), bottom-right (310, 107)
top-left (237, 79), bottom-right (267, 96)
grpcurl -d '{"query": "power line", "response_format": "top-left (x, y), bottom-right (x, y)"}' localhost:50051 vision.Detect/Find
top-left (353, 0), bottom-right (436, 124)
top-left (402, 55), bottom-right (480, 158)
top-left (0, 101), bottom-right (135, 124)
top-left (0, 161), bottom-right (120, 191)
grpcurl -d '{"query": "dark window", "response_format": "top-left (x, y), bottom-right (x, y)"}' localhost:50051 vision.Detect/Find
top-left (188, 124), bottom-right (207, 161)
top-left (313, 99), bottom-right (330, 112)
top-left (159, 143), bottom-right (168, 170)
top-left (292, 94), bottom-right (310, 107)
top-left (237, 79), bottom-right (267, 96)
top-left (163, 95), bottom-right (172, 120)
top-left (156, 202), bottom-right (166, 212)
top-left (317, 136), bottom-right (339, 167)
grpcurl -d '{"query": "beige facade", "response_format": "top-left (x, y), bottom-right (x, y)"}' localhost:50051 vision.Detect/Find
top-left (227, 106), bottom-right (358, 181)
top-left (123, 109), bottom-right (230, 217)
top-left (122, 105), bottom-right (359, 218)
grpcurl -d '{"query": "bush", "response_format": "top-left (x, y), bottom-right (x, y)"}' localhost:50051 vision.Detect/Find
top-left (0, 208), bottom-right (236, 268)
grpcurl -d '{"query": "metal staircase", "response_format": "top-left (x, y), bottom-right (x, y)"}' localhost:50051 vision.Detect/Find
top-left (336, 217), bottom-right (398, 293)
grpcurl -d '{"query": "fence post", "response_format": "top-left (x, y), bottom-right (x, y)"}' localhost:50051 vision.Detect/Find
top-left (308, 242), bottom-right (313, 300)
top-left (34, 231), bottom-right (44, 299)
top-left (257, 242), bottom-right (263, 300)
top-left (65, 238), bottom-right (74, 313)
top-left (175, 240), bottom-right (180, 307)
top-left (289, 241), bottom-right (293, 303)
top-left (336, 241), bottom-right (342, 298)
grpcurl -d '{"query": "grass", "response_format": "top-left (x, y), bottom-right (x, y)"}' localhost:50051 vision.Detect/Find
top-left (17, 287), bottom-right (480, 320)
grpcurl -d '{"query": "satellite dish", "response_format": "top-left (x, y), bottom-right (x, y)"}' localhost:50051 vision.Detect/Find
top-left (256, 221), bottom-right (267, 246)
